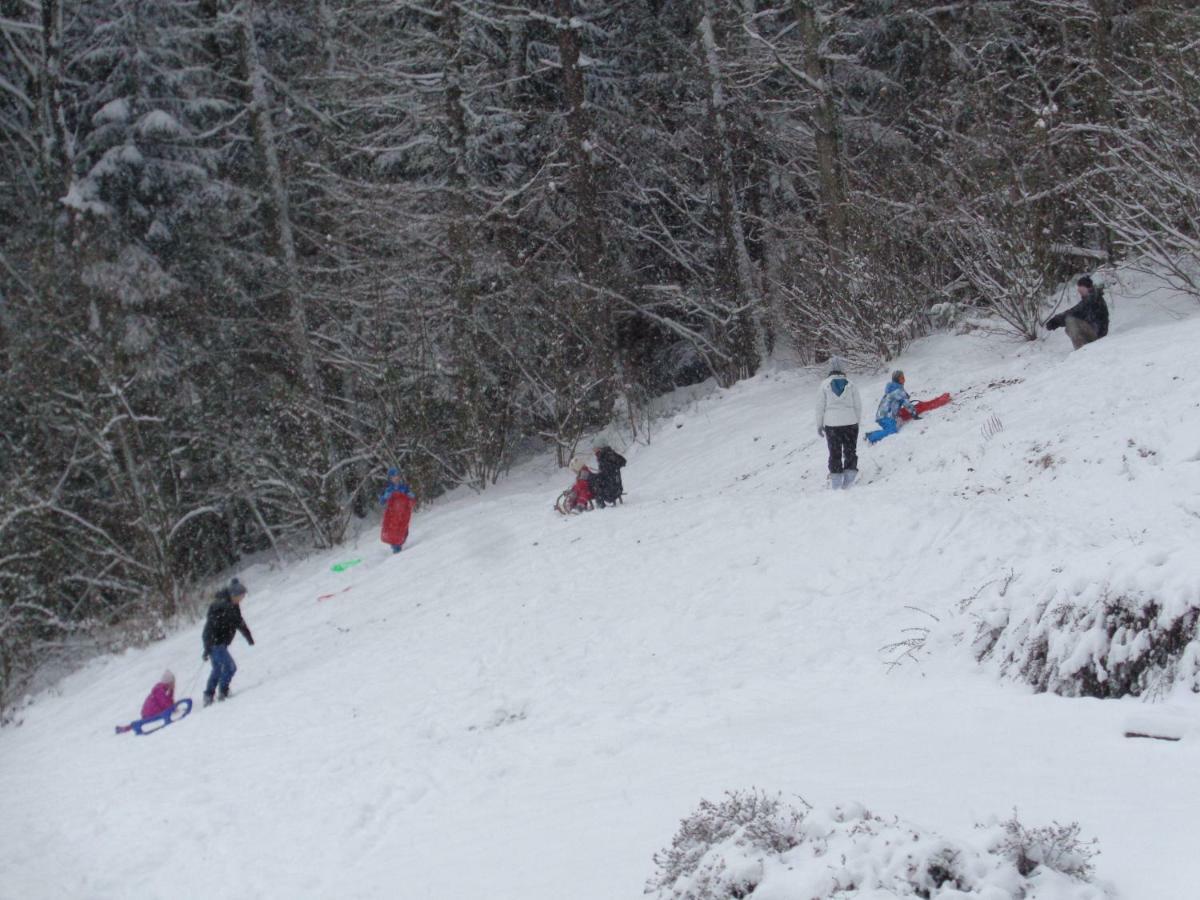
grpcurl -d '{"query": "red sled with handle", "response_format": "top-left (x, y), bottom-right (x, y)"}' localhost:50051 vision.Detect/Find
top-left (899, 392), bottom-right (951, 421)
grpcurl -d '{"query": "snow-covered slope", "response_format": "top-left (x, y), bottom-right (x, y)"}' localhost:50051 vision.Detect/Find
top-left (4, 276), bottom-right (1200, 899)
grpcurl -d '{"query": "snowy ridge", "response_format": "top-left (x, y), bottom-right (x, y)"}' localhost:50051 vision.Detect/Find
top-left (2, 275), bottom-right (1199, 898)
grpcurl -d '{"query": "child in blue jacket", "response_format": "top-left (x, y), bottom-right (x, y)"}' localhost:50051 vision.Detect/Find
top-left (866, 371), bottom-right (920, 443)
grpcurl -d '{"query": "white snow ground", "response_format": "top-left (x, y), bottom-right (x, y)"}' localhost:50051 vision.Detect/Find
top-left (3, 274), bottom-right (1200, 899)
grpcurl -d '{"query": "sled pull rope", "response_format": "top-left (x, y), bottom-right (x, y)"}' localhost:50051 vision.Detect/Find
top-left (184, 658), bottom-right (205, 696)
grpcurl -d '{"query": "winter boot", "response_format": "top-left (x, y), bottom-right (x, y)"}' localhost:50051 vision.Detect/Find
top-left (829, 472), bottom-right (845, 489)
top-left (202, 692), bottom-right (214, 708)
top-left (218, 687), bottom-right (231, 702)
top-left (841, 469), bottom-right (858, 489)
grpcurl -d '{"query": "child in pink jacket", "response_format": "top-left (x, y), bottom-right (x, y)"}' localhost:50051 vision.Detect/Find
top-left (140, 671), bottom-right (176, 719)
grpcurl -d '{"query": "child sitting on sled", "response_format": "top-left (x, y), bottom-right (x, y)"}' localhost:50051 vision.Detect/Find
top-left (141, 670), bottom-right (176, 719)
top-left (866, 370), bottom-right (920, 443)
top-left (556, 456), bottom-right (595, 513)
top-left (866, 371), bottom-right (952, 443)
top-left (116, 669), bottom-right (189, 734)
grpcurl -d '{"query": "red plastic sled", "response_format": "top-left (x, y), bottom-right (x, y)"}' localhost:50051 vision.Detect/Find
top-left (899, 392), bottom-right (951, 421)
top-left (381, 492), bottom-right (414, 547)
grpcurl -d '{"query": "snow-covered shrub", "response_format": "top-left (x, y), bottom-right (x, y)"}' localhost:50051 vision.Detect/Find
top-left (648, 791), bottom-right (804, 899)
top-left (973, 590), bottom-right (1200, 699)
top-left (647, 790), bottom-right (1109, 899)
top-left (987, 813), bottom-right (1099, 881)
top-left (775, 221), bottom-right (932, 364)
top-left (941, 206), bottom-right (1057, 341)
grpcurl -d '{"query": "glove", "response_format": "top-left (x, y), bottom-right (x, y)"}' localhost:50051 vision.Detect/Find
top-left (248, 638), bottom-right (255, 646)
top-left (912, 413), bottom-right (922, 420)
top-left (202, 651), bottom-right (209, 662)
top-left (817, 426), bottom-right (825, 437)
top-left (1045, 314), bottom-right (1064, 330)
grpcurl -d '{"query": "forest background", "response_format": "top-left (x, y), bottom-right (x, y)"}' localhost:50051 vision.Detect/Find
top-left (2, 0), bottom-right (1198, 710)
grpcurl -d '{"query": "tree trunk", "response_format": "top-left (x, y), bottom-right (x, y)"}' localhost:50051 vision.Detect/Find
top-left (1089, 0), bottom-right (1116, 263)
top-left (794, 0), bottom-right (848, 255)
top-left (507, 18), bottom-right (527, 103)
top-left (236, 3), bottom-right (319, 398)
top-left (553, 0), bottom-right (619, 408)
top-left (37, 0), bottom-right (73, 200)
top-left (442, 0), bottom-right (488, 487)
top-left (317, 0), bottom-right (337, 70)
top-left (199, 0), bottom-right (223, 64)
top-left (236, 0), bottom-right (339, 539)
top-left (697, 2), bottom-right (763, 380)
top-left (554, 0), bottom-right (603, 288)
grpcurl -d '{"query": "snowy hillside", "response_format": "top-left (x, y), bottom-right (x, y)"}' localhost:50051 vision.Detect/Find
top-left (3, 276), bottom-right (1200, 899)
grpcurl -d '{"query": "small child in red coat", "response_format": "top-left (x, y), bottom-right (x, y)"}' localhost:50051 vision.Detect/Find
top-left (141, 670), bottom-right (176, 719)
top-left (568, 456), bottom-right (595, 512)
top-left (379, 468), bottom-right (416, 553)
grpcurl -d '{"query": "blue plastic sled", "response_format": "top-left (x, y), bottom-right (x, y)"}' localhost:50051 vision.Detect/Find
top-left (115, 698), bottom-right (193, 736)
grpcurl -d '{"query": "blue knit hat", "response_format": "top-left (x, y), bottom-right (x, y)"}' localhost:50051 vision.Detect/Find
top-left (387, 467), bottom-right (401, 479)
top-left (228, 577), bottom-right (247, 598)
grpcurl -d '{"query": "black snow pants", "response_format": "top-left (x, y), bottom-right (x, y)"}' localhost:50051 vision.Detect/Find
top-left (824, 425), bottom-right (859, 474)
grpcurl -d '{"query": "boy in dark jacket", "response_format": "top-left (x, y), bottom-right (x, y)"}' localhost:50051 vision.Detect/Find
top-left (591, 444), bottom-right (626, 507)
top-left (1046, 276), bottom-right (1109, 349)
top-left (202, 578), bottom-right (255, 706)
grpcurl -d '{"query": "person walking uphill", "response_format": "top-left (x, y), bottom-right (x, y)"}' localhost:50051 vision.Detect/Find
top-left (201, 578), bottom-right (254, 706)
top-left (379, 468), bottom-right (416, 553)
top-left (815, 356), bottom-right (863, 489)
top-left (1045, 276), bottom-right (1109, 350)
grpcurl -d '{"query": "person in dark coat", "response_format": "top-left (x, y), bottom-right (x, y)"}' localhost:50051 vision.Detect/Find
top-left (201, 578), bottom-right (254, 706)
top-left (1045, 276), bottom-right (1109, 350)
top-left (591, 444), bottom-right (626, 507)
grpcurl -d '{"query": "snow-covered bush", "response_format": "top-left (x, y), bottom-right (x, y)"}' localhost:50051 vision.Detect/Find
top-left (941, 206), bottom-right (1058, 342)
top-left (988, 813), bottom-right (1099, 881)
top-left (647, 790), bottom-right (1109, 899)
top-left (775, 222), bottom-right (932, 364)
top-left (972, 590), bottom-right (1200, 699)
top-left (648, 790), bottom-right (803, 899)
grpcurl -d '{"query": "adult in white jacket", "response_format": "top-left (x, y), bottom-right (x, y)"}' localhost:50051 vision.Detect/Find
top-left (815, 355), bottom-right (863, 489)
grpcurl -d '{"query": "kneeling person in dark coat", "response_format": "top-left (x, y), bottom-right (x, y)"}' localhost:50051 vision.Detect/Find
top-left (1046, 275), bottom-right (1109, 350)
top-left (591, 443), bottom-right (626, 507)
top-left (201, 578), bottom-right (255, 706)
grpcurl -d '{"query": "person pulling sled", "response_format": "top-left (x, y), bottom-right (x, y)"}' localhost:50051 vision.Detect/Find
top-left (201, 578), bottom-right (255, 707)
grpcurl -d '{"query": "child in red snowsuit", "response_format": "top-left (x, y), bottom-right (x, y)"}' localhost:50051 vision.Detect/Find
top-left (568, 457), bottom-right (594, 512)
